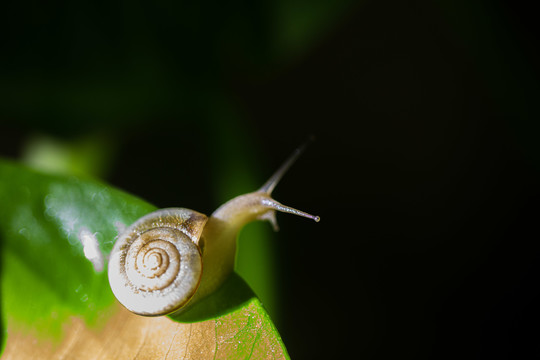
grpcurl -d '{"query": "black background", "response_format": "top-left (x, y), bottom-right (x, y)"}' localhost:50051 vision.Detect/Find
top-left (1, 0), bottom-right (539, 358)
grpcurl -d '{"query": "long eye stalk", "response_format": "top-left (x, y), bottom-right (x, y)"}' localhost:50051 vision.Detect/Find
top-left (258, 138), bottom-right (320, 223)
top-left (210, 138), bottom-right (320, 226)
top-left (261, 198), bottom-right (320, 223)
top-left (259, 138), bottom-right (312, 195)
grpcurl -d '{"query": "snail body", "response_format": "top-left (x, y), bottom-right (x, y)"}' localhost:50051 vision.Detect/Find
top-left (108, 146), bottom-right (319, 316)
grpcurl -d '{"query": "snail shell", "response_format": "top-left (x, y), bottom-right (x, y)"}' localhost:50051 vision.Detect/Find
top-left (108, 142), bottom-right (320, 317)
top-left (108, 208), bottom-right (207, 316)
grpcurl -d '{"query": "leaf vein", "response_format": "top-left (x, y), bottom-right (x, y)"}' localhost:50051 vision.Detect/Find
top-left (182, 323), bottom-right (192, 360)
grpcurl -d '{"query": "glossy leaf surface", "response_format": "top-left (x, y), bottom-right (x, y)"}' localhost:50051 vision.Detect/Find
top-left (0, 159), bottom-right (288, 359)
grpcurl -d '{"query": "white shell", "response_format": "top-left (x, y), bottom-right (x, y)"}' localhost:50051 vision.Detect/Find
top-left (108, 208), bottom-right (207, 316)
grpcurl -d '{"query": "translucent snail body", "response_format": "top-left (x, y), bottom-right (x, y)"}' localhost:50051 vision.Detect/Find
top-left (108, 145), bottom-right (319, 316)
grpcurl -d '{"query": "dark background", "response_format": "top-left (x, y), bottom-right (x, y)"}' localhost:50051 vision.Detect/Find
top-left (1, 0), bottom-right (539, 358)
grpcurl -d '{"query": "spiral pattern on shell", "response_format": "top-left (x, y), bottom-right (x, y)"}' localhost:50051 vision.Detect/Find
top-left (108, 208), bottom-right (206, 316)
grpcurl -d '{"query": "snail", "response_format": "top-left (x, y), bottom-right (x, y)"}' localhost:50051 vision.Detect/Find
top-left (108, 144), bottom-right (320, 316)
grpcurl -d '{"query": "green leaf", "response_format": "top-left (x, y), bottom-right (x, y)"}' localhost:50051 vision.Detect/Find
top-left (0, 158), bottom-right (155, 339)
top-left (170, 272), bottom-right (255, 323)
top-left (0, 158), bottom-right (288, 358)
